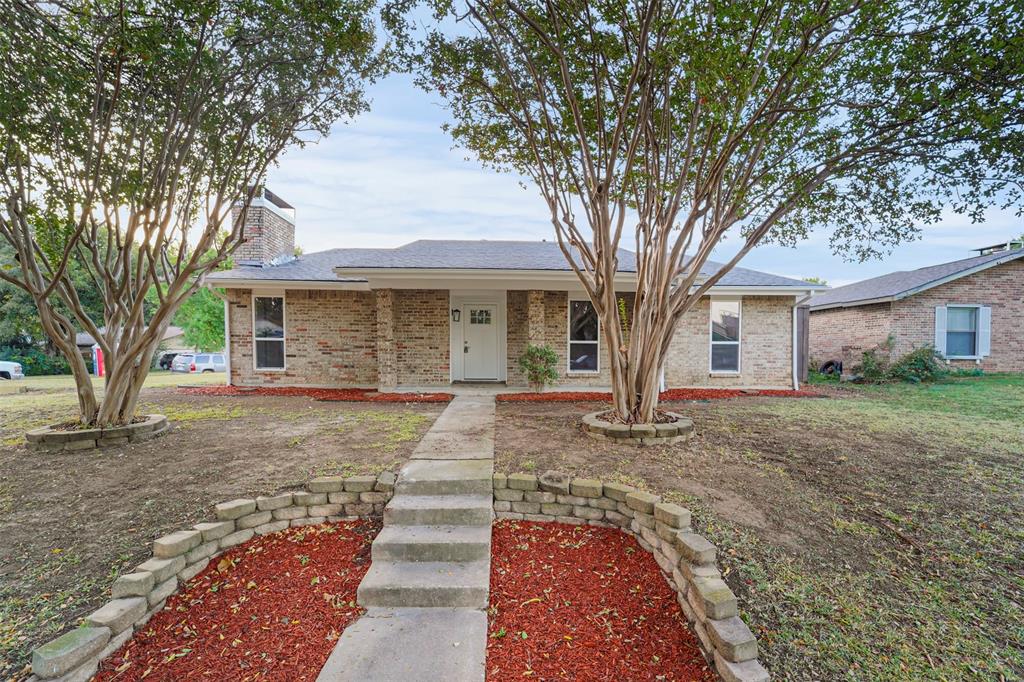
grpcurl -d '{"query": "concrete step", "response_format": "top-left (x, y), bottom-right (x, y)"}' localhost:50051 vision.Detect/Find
top-left (358, 560), bottom-right (490, 608)
top-left (385, 494), bottom-right (493, 527)
top-left (372, 525), bottom-right (491, 563)
top-left (316, 607), bottom-right (486, 681)
top-left (397, 459), bottom-right (494, 496)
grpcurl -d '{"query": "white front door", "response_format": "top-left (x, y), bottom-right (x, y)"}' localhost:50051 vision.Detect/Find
top-left (463, 304), bottom-right (498, 380)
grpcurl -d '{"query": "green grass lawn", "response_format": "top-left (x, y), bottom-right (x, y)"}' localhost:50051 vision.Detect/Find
top-left (0, 370), bottom-right (222, 396)
top-left (705, 374), bottom-right (1024, 680)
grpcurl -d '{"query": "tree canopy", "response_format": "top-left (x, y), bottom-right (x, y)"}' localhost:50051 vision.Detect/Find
top-left (418, 0), bottom-right (1024, 421)
top-left (0, 0), bottom-right (388, 424)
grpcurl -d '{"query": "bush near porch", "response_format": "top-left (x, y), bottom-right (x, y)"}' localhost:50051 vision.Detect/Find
top-left (494, 374), bottom-right (1024, 680)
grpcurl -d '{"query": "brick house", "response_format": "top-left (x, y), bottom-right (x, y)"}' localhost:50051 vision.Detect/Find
top-left (206, 191), bottom-right (823, 390)
top-left (808, 244), bottom-right (1024, 372)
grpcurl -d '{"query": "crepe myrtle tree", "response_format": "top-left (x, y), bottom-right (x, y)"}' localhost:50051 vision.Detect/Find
top-left (0, 0), bottom-right (387, 426)
top-left (416, 0), bottom-right (1024, 424)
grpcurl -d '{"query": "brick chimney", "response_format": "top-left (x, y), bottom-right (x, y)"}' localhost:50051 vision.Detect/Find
top-left (231, 188), bottom-right (296, 266)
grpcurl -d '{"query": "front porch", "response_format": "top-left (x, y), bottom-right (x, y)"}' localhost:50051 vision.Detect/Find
top-left (374, 288), bottom-right (613, 390)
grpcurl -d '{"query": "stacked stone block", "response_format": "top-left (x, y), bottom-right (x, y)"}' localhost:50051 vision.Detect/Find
top-left (25, 415), bottom-right (169, 453)
top-left (29, 472), bottom-right (396, 681)
top-left (493, 470), bottom-right (770, 682)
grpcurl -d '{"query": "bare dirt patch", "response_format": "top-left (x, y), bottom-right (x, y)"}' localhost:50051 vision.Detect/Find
top-left (0, 387), bottom-right (442, 680)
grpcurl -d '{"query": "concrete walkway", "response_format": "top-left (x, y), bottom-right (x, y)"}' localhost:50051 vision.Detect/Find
top-left (317, 396), bottom-right (495, 681)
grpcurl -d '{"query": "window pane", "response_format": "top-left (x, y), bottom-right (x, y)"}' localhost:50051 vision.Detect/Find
top-left (569, 300), bottom-right (598, 341)
top-left (256, 339), bottom-right (284, 369)
top-left (711, 301), bottom-right (740, 342)
top-left (196, 355), bottom-right (209, 363)
top-left (947, 307), bottom-right (976, 332)
top-left (711, 344), bottom-right (739, 372)
top-left (946, 331), bottom-right (976, 356)
top-left (255, 297), bottom-right (284, 339)
top-left (569, 342), bottom-right (598, 372)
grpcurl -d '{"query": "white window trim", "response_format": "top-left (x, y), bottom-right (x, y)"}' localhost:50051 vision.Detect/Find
top-left (567, 297), bottom-right (600, 374)
top-left (252, 293), bottom-right (286, 372)
top-left (944, 304), bottom-right (981, 360)
top-left (709, 297), bottom-right (742, 375)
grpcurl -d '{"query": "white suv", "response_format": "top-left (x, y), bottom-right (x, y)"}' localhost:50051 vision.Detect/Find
top-left (171, 353), bottom-right (226, 373)
top-left (0, 360), bottom-right (25, 380)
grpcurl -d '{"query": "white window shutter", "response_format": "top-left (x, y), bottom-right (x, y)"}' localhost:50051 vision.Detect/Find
top-left (978, 306), bottom-right (992, 357)
top-left (934, 306), bottom-right (947, 356)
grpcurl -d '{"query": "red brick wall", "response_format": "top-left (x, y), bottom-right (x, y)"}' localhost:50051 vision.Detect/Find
top-left (227, 288), bottom-right (378, 386)
top-left (891, 258), bottom-right (1024, 372)
top-left (393, 289), bottom-right (450, 385)
top-left (231, 204), bottom-right (295, 265)
top-left (507, 292), bottom-right (794, 388)
top-left (808, 302), bottom-right (893, 367)
top-left (664, 296), bottom-right (795, 388)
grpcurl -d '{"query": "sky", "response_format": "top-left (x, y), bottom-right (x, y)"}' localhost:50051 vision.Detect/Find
top-left (267, 74), bottom-right (1021, 289)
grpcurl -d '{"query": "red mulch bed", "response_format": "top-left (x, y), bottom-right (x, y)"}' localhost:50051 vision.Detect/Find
top-left (497, 388), bottom-right (820, 402)
top-left (177, 386), bottom-right (452, 402)
top-left (487, 520), bottom-right (715, 681)
top-left (95, 520), bottom-right (379, 682)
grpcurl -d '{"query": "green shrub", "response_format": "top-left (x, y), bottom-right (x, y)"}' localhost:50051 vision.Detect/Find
top-left (517, 344), bottom-right (560, 391)
top-left (858, 348), bottom-right (891, 383)
top-left (888, 345), bottom-right (948, 383)
top-left (0, 346), bottom-right (76, 375)
top-left (855, 343), bottom-right (950, 384)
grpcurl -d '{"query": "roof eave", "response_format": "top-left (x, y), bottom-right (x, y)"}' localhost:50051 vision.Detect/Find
top-left (205, 277), bottom-right (369, 291)
top-left (810, 249), bottom-right (1024, 311)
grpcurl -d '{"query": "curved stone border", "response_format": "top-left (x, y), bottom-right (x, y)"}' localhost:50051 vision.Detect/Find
top-left (25, 415), bottom-right (170, 452)
top-left (494, 470), bottom-right (769, 682)
top-left (28, 471), bottom-right (396, 681)
top-left (582, 410), bottom-right (694, 446)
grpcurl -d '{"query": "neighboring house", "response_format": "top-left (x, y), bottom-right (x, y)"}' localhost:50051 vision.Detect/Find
top-left (75, 326), bottom-right (189, 358)
top-left (808, 244), bottom-right (1024, 372)
top-left (206, 190), bottom-right (823, 390)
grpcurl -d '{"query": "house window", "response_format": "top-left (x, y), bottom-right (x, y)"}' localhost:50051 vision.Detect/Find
top-left (568, 298), bottom-right (599, 372)
top-left (710, 300), bottom-right (741, 373)
top-left (946, 306), bottom-right (978, 357)
top-left (254, 295), bottom-right (285, 370)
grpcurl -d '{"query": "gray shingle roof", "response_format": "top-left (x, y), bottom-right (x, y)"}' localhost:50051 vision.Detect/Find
top-left (207, 249), bottom-right (366, 283)
top-left (808, 248), bottom-right (1024, 310)
top-left (208, 239), bottom-right (817, 288)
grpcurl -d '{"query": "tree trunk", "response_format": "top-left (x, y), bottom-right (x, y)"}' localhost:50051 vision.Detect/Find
top-left (597, 285), bottom-right (675, 425)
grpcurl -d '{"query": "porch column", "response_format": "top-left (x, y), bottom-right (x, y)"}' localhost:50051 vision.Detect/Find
top-left (375, 289), bottom-right (397, 389)
top-left (527, 290), bottom-right (545, 347)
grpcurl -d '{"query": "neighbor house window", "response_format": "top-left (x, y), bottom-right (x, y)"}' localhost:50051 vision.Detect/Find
top-left (254, 295), bottom-right (285, 370)
top-left (946, 306), bottom-right (978, 357)
top-left (710, 299), bottom-right (741, 373)
top-left (568, 298), bottom-right (599, 372)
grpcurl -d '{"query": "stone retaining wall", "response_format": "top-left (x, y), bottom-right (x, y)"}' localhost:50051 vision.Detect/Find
top-left (29, 472), bottom-right (396, 682)
top-left (493, 471), bottom-right (770, 682)
top-left (581, 410), bottom-right (694, 446)
top-left (25, 415), bottom-right (169, 452)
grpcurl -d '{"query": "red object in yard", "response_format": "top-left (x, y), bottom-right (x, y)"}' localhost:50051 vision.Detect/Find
top-left (94, 520), bottom-right (378, 682)
top-left (190, 360), bottom-right (196, 372)
top-left (92, 344), bottom-right (104, 377)
top-left (488, 520), bottom-right (715, 681)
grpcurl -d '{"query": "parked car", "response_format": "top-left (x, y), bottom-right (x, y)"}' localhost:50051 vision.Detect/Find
top-left (157, 351), bottom-right (181, 370)
top-left (0, 360), bottom-right (25, 380)
top-left (171, 353), bottom-right (225, 373)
